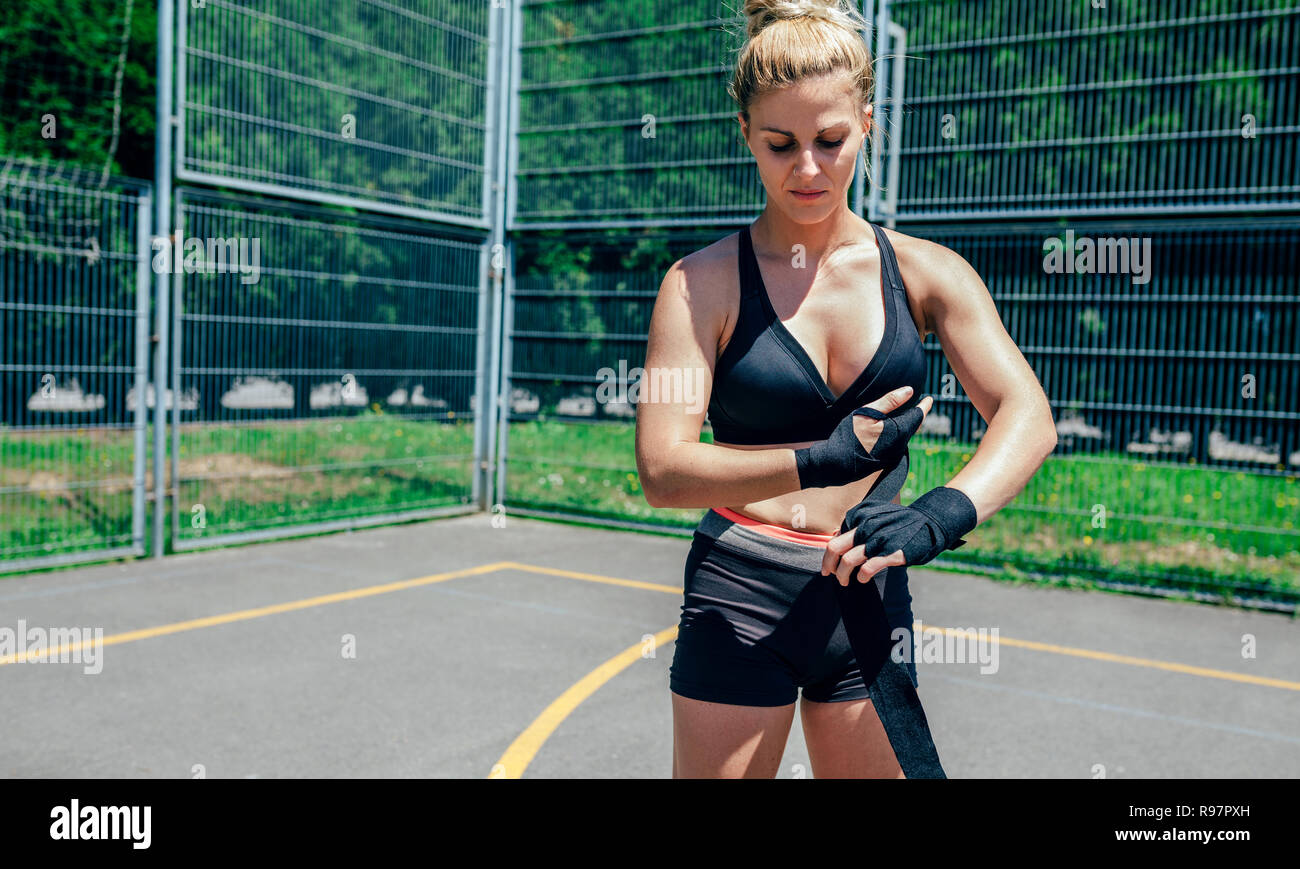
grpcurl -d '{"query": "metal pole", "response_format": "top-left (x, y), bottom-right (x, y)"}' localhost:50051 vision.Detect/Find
top-left (884, 21), bottom-right (907, 229)
top-left (868, 0), bottom-right (890, 223)
top-left (493, 239), bottom-right (515, 511)
top-left (474, 0), bottom-right (505, 512)
top-left (505, 0), bottom-right (523, 234)
top-left (855, 0), bottom-right (873, 217)
top-left (171, 189), bottom-right (184, 548)
top-left (496, 0), bottom-right (525, 508)
top-left (480, 0), bottom-right (499, 231)
top-left (483, 0), bottom-right (517, 514)
top-left (152, 0), bottom-right (173, 558)
top-left (472, 241), bottom-right (490, 510)
top-left (132, 190), bottom-right (151, 554)
top-left (485, 243), bottom-right (504, 513)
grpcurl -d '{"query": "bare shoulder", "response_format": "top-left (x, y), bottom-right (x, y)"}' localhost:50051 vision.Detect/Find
top-left (879, 226), bottom-right (986, 340)
top-left (658, 231), bottom-right (741, 354)
top-left (673, 230), bottom-right (740, 298)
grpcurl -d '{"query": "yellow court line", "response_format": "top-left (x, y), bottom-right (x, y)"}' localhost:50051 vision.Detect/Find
top-left (502, 563), bottom-right (1300, 693)
top-left (2, 555), bottom-right (1295, 779)
top-left (489, 624), bottom-right (679, 780)
top-left (0, 561), bottom-right (513, 666)
top-left (483, 566), bottom-right (1300, 778)
top-left (2, 553), bottom-right (1293, 727)
top-left (494, 561), bottom-right (681, 595)
top-left (913, 625), bottom-right (1300, 692)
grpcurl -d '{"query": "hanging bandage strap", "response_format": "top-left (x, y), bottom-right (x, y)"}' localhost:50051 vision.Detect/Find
top-left (832, 446), bottom-right (947, 779)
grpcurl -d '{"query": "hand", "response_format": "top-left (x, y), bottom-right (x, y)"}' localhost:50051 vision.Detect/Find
top-left (821, 486), bottom-right (979, 586)
top-left (820, 503), bottom-right (915, 587)
top-left (793, 386), bottom-right (933, 489)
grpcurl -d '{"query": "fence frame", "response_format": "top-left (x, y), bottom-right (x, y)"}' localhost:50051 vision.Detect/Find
top-left (163, 186), bottom-right (486, 553)
top-left (883, 0), bottom-right (1300, 221)
top-left (145, 0), bottom-right (506, 554)
top-left (172, 0), bottom-right (495, 230)
top-left (0, 173), bottom-right (153, 573)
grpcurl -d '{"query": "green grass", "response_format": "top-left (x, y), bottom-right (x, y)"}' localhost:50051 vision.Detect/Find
top-left (0, 412), bottom-right (475, 559)
top-left (170, 412), bottom-right (475, 543)
top-left (4, 416), bottom-right (1298, 607)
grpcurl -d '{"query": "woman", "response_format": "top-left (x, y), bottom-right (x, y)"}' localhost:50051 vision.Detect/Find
top-left (634, 0), bottom-right (1057, 778)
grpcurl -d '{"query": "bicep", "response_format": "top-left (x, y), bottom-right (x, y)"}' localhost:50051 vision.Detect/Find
top-left (634, 260), bottom-right (722, 474)
top-left (918, 244), bottom-right (1048, 424)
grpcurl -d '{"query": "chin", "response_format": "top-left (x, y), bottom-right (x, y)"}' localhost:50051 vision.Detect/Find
top-left (784, 208), bottom-right (836, 224)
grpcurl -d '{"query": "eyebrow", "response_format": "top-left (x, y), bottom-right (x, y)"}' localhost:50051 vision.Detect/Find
top-left (759, 123), bottom-right (850, 137)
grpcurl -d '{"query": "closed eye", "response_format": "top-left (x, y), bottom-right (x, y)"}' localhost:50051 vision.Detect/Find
top-left (769, 139), bottom-right (845, 152)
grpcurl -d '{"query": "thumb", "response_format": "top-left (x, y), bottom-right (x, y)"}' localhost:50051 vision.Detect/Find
top-left (862, 385), bottom-right (914, 414)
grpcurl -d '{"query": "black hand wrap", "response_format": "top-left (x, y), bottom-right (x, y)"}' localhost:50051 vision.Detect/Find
top-left (794, 402), bottom-right (926, 489)
top-left (838, 485), bottom-right (978, 572)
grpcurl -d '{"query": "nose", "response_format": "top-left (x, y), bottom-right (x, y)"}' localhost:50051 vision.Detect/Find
top-left (794, 146), bottom-right (821, 179)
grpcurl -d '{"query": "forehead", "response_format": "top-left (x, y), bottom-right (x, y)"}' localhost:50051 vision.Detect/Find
top-left (749, 73), bottom-right (862, 130)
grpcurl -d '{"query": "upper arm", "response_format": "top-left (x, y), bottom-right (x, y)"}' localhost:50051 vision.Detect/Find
top-left (892, 232), bottom-right (1053, 428)
top-left (634, 252), bottom-right (726, 500)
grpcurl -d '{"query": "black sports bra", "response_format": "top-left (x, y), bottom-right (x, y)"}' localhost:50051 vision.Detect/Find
top-left (706, 222), bottom-right (928, 446)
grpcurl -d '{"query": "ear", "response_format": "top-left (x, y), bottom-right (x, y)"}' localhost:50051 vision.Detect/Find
top-left (737, 112), bottom-right (748, 141)
top-left (862, 103), bottom-right (873, 135)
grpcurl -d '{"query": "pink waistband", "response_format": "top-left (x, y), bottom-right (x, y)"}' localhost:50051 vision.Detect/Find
top-left (710, 506), bottom-right (838, 548)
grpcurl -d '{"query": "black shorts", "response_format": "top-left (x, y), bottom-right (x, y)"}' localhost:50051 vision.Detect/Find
top-left (669, 508), bottom-right (918, 707)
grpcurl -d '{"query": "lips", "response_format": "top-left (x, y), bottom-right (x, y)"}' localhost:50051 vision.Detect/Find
top-left (791, 189), bottom-right (825, 200)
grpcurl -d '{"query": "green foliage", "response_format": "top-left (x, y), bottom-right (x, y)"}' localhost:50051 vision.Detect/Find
top-left (0, 0), bottom-right (156, 179)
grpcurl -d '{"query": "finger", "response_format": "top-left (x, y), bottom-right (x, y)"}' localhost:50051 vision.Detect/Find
top-left (834, 545), bottom-right (867, 587)
top-left (856, 549), bottom-right (907, 582)
top-left (819, 546), bottom-right (837, 577)
top-left (862, 385), bottom-right (913, 414)
top-left (821, 529), bottom-right (855, 575)
top-left (918, 394), bottom-right (933, 420)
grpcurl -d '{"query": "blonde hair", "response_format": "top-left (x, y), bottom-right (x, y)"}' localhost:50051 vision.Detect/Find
top-left (726, 0), bottom-right (874, 123)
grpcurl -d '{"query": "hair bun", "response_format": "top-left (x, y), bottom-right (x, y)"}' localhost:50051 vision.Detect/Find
top-left (742, 0), bottom-right (855, 39)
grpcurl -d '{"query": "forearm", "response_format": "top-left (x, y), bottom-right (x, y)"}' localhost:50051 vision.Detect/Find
top-left (941, 398), bottom-right (1058, 524)
top-left (644, 440), bottom-right (804, 508)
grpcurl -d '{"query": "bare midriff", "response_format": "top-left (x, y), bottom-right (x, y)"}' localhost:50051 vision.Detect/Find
top-left (712, 437), bottom-right (902, 536)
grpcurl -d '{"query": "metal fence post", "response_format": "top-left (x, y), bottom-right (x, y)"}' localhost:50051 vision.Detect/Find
top-left (883, 20), bottom-right (906, 229)
top-left (152, 0), bottom-right (174, 558)
top-left (868, 0), bottom-right (891, 223)
top-left (494, 238), bottom-right (516, 513)
top-left (133, 190), bottom-right (151, 554)
top-left (472, 241), bottom-right (492, 511)
top-left (855, 0), bottom-right (873, 217)
top-left (484, 0), bottom-right (517, 515)
top-left (169, 188), bottom-right (184, 550)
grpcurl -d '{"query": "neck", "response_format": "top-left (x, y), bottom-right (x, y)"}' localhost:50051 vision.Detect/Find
top-left (751, 204), bottom-right (867, 262)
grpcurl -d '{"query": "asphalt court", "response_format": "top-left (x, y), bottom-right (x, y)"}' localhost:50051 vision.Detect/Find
top-left (2, 513), bottom-right (1297, 778)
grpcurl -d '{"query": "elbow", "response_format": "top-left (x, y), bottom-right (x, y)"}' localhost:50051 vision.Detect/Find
top-left (643, 482), bottom-right (675, 509)
top-left (1041, 418), bottom-right (1060, 457)
top-left (637, 458), bottom-right (673, 509)
top-left (1016, 397), bottom-right (1059, 458)
top-left (642, 472), bottom-right (679, 509)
